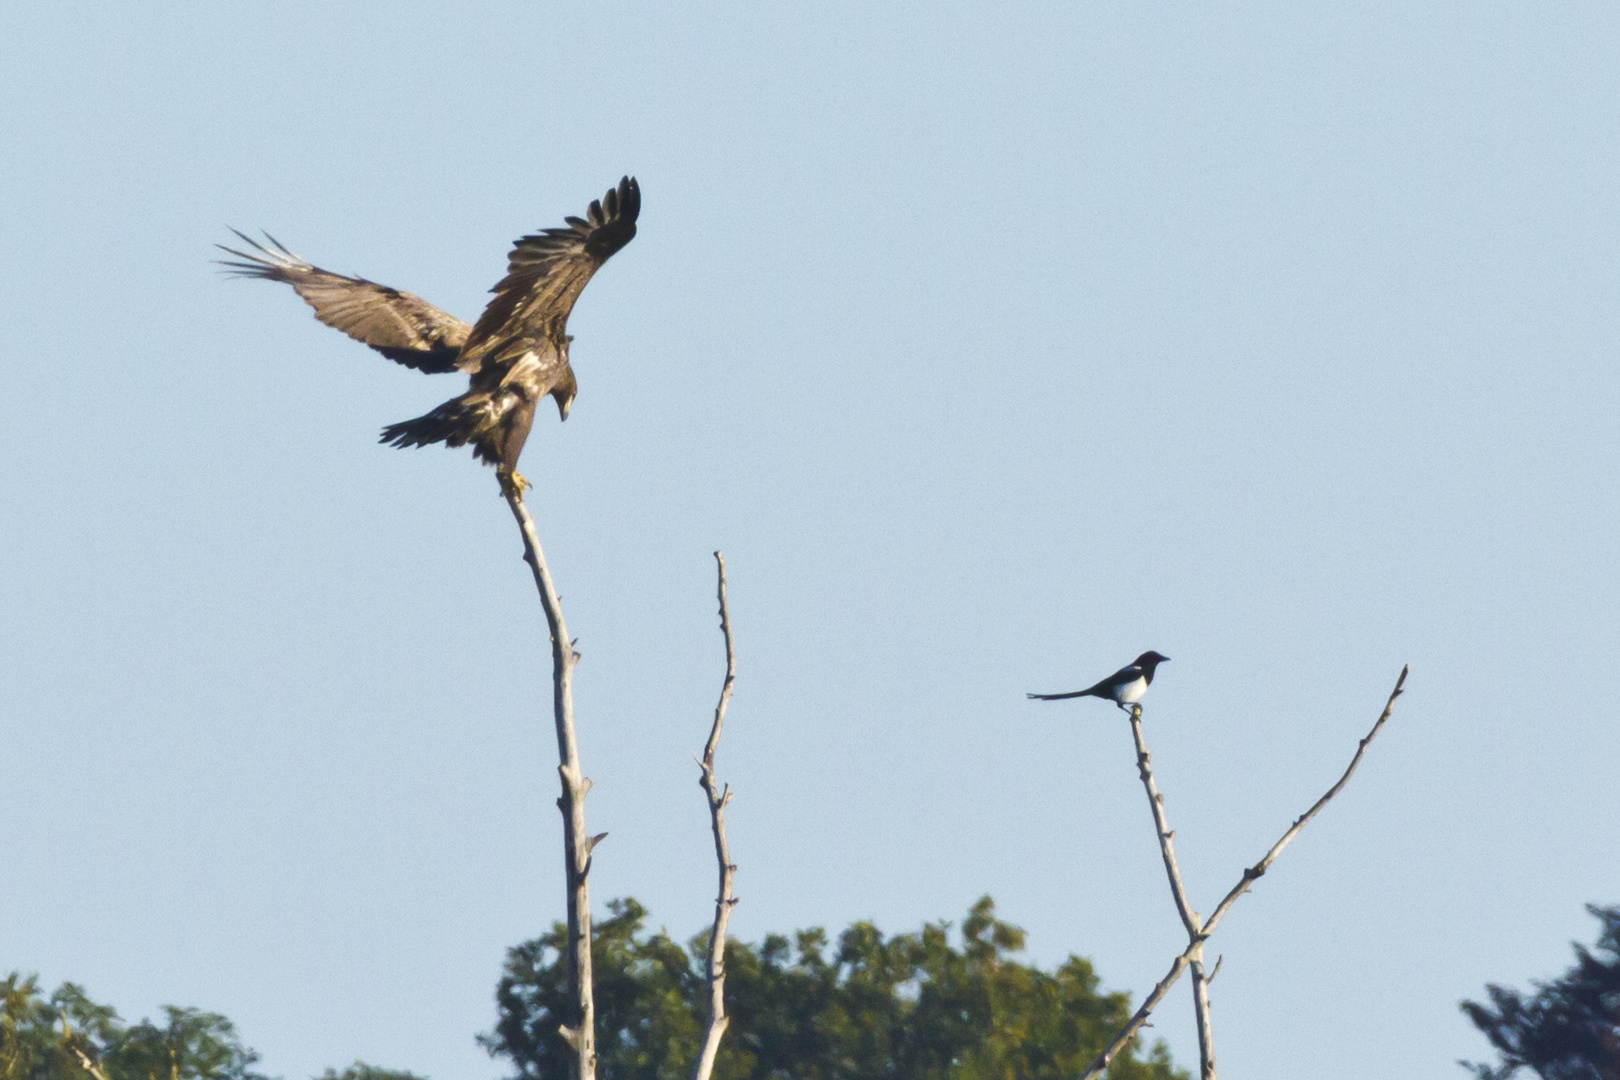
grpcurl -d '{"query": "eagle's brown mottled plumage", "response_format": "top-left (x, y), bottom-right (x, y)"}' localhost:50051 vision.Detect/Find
top-left (219, 177), bottom-right (640, 493)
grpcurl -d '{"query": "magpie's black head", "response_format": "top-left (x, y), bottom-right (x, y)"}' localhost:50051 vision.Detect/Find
top-left (1135, 651), bottom-right (1170, 672)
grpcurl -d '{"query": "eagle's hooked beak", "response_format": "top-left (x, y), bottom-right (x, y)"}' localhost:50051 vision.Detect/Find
top-left (552, 354), bottom-right (578, 421)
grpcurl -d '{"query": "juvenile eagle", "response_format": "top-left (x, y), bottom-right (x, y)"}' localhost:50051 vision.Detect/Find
top-left (219, 177), bottom-right (640, 496)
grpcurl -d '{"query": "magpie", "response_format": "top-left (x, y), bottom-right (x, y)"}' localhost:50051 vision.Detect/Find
top-left (1027, 651), bottom-right (1170, 711)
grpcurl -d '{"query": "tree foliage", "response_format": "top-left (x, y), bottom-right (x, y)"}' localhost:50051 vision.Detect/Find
top-left (0, 975), bottom-right (266, 1080)
top-left (483, 896), bottom-right (1183, 1080)
top-left (1461, 904), bottom-right (1620, 1080)
top-left (314, 1065), bottom-right (429, 1080)
top-left (0, 977), bottom-right (425, 1080)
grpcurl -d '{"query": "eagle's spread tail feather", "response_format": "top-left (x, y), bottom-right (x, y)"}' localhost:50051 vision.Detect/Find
top-left (381, 390), bottom-right (528, 471)
top-left (381, 395), bottom-right (490, 453)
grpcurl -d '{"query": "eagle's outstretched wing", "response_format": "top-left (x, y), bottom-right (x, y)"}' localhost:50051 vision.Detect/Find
top-left (216, 231), bottom-right (470, 374)
top-left (461, 176), bottom-right (640, 363)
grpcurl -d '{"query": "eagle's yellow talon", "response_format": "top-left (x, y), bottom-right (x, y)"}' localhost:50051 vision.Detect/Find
top-left (498, 468), bottom-right (532, 498)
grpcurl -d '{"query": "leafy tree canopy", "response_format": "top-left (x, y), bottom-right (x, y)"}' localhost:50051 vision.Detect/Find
top-left (483, 896), bottom-right (1183, 1080)
top-left (313, 1065), bottom-right (429, 1080)
top-left (0, 976), bottom-right (424, 1080)
top-left (1462, 904), bottom-right (1620, 1080)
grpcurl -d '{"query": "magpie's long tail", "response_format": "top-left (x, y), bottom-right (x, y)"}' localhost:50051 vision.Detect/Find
top-left (380, 393), bottom-right (490, 451)
top-left (1026, 688), bottom-right (1103, 701)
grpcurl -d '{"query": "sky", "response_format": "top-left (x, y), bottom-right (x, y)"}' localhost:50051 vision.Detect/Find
top-left (2, 3), bottom-right (1618, 1079)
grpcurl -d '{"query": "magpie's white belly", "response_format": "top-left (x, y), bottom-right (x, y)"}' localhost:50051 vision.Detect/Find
top-left (1113, 676), bottom-right (1148, 704)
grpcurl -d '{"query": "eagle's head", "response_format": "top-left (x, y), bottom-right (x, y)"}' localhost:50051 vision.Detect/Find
top-left (551, 366), bottom-right (578, 421)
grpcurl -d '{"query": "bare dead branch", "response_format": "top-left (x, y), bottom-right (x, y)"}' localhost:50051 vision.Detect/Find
top-left (60, 1019), bottom-right (111, 1080)
top-left (504, 489), bottom-right (597, 1080)
top-left (693, 551), bottom-right (739, 1080)
top-left (69, 1045), bottom-right (110, 1080)
top-left (1200, 665), bottom-right (1408, 939)
top-left (1190, 951), bottom-right (1217, 1080)
top-left (1078, 951), bottom-right (1192, 1080)
top-left (1126, 705), bottom-right (1216, 1078)
top-left (1078, 665), bottom-right (1409, 1080)
top-left (1127, 708), bottom-right (1202, 941)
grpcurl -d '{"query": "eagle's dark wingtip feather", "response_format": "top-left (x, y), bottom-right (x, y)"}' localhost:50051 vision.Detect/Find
top-left (260, 230), bottom-right (297, 258)
top-left (618, 176), bottom-right (641, 223)
top-left (214, 245), bottom-right (277, 278)
top-left (214, 229), bottom-right (309, 277)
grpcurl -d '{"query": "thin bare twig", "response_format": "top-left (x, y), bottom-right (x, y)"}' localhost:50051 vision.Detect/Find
top-left (1079, 951), bottom-right (1193, 1080)
top-left (1200, 665), bottom-right (1408, 940)
top-left (69, 1045), bottom-right (110, 1080)
top-left (1078, 666), bottom-right (1409, 1080)
top-left (504, 489), bottom-right (597, 1080)
top-left (693, 552), bottom-right (740, 1080)
top-left (60, 1018), bottom-right (110, 1080)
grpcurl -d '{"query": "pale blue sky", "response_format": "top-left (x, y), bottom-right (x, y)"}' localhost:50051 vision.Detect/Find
top-left (3, 4), bottom-right (1618, 1079)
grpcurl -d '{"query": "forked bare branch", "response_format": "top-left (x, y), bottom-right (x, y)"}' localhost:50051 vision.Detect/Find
top-left (504, 489), bottom-right (598, 1080)
top-left (693, 552), bottom-right (739, 1080)
top-left (1078, 666), bottom-right (1409, 1080)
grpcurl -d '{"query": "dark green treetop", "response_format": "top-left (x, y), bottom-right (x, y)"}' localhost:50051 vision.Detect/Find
top-left (1, 975), bottom-right (266, 1080)
top-left (0, 977), bottom-right (425, 1080)
top-left (313, 1065), bottom-right (429, 1080)
top-left (483, 896), bottom-right (1183, 1080)
top-left (1461, 904), bottom-right (1620, 1080)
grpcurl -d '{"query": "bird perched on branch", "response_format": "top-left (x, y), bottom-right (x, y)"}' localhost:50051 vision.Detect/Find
top-left (218, 176), bottom-right (641, 498)
top-left (1028, 651), bottom-right (1170, 711)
